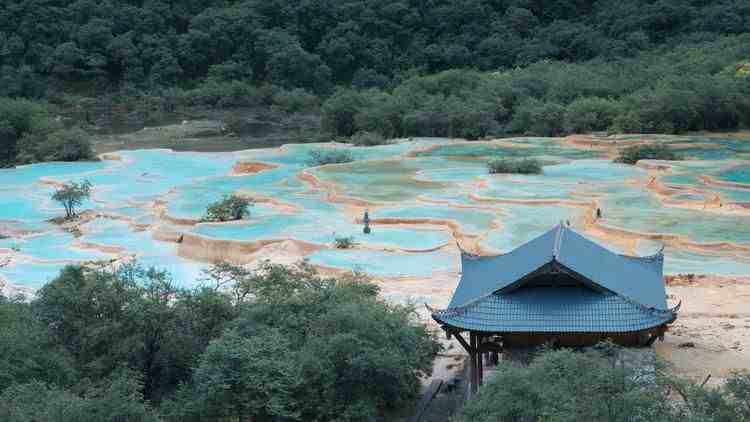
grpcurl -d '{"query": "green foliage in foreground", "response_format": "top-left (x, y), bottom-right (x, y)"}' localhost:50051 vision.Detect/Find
top-left (167, 262), bottom-right (439, 422)
top-left (51, 179), bottom-right (92, 219)
top-left (202, 194), bottom-right (253, 222)
top-left (306, 149), bottom-right (355, 166)
top-left (456, 348), bottom-right (750, 422)
top-left (616, 144), bottom-right (681, 164)
top-left (488, 158), bottom-right (543, 175)
top-left (0, 262), bottom-right (439, 422)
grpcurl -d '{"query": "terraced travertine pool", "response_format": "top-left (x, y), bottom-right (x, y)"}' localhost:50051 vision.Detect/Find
top-left (2, 134), bottom-right (750, 291)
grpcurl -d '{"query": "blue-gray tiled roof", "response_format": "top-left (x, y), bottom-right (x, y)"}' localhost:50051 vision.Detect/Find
top-left (448, 224), bottom-right (668, 310)
top-left (436, 224), bottom-right (675, 333)
top-left (433, 287), bottom-right (675, 333)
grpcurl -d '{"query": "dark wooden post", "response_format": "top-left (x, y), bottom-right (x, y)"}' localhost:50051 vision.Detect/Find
top-left (469, 331), bottom-right (478, 394)
top-left (477, 335), bottom-right (484, 386)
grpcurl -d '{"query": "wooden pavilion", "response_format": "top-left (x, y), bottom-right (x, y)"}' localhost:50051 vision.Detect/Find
top-left (431, 224), bottom-right (679, 393)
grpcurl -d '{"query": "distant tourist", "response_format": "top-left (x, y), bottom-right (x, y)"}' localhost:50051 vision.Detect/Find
top-left (363, 209), bottom-right (371, 234)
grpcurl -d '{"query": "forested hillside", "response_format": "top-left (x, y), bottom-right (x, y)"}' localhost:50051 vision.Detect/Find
top-left (1, 0), bottom-right (749, 164)
top-left (2, 0), bottom-right (748, 93)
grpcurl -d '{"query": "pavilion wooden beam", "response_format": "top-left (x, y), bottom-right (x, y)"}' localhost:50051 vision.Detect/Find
top-left (452, 331), bottom-right (474, 355)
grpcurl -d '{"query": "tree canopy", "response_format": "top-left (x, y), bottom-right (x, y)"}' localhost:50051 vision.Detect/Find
top-left (52, 179), bottom-right (92, 219)
top-left (1, 0), bottom-right (748, 95)
top-left (0, 261), bottom-right (439, 421)
top-left (201, 194), bottom-right (253, 222)
top-left (456, 347), bottom-right (750, 422)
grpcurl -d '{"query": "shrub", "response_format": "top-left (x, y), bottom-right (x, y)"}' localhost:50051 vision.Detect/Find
top-left (207, 61), bottom-right (253, 82)
top-left (609, 111), bottom-right (645, 134)
top-left (184, 81), bottom-right (263, 108)
top-left (737, 62), bottom-right (750, 79)
top-left (202, 195), bottom-right (253, 222)
top-left (455, 348), bottom-right (750, 422)
top-left (271, 88), bottom-right (321, 113)
top-left (333, 236), bottom-right (355, 249)
top-left (17, 128), bottom-right (94, 163)
top-left (0, 375), bottom-right (162, 422)
top-left (0, 98), bottom-right (55, 165)
top-left (488, 158), bottom-right (542, 174)
top-left (509, 99), bottom-right (566, 136)
top-left (322, 89), bottom-right (368, 137)
top-left (615, 144), bottom-right (680, 164)
top-left (305, 149), bottom-right (354, 166)
top-left (223, 113), bottom-right (244, 135)
top-left (563, 97), bottom-right (621, 133)
top-left (455, 348), bottom-right (668, 422)
top-left (350, 131), bottom-right (387, 147)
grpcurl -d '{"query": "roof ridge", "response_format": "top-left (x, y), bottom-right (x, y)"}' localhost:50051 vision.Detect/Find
top-left (552, 222), bottom-right (565, 259)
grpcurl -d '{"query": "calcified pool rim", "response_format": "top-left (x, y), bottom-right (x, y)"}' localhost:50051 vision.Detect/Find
top-left (2, 134), bottom-right (750, 290)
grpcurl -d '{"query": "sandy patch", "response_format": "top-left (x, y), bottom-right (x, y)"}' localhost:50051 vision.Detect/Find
top-left (177, 233), bottom-right (324, 265)
top-left (657, 275), bottom-right (750, 383)
top-left (230, 161), bottom-right (278, 176)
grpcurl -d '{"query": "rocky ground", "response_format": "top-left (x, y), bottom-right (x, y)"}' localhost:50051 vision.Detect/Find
top-left (91, 108), bottom-right (324, 154)
top-left (660, 274), bottom-right (750, 385)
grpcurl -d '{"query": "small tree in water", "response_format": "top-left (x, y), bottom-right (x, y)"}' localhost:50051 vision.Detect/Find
top-left (52, 179), bottom-right (92, 219)
top-left (202, 194), bottom-right (253, 222)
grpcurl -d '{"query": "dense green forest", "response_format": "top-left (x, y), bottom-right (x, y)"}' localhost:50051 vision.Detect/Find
top-left (1, 0), bottom-right (750, 165)
top-left (0, 262), bottom-right (439, 421)
top-left (1, 0), bottom-right (748, 93)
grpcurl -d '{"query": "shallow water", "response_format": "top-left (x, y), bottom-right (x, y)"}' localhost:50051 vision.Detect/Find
top-left (480, 204), bottom-right (582, 252)
top-left (718, 165), bottom-right (750, 185)
top-left (378, 205), bottom-right (499, 235)
top-left (307, 248), bottom-right (459, 278)
top-left (2, 135), bottom-right (750, 289)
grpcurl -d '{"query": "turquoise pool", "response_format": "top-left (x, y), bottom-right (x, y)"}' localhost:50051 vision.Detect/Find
top-left (2, 134), bottom-right (750, 290)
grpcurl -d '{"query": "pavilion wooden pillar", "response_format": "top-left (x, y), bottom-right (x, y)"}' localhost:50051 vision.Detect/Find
top-left (477, 335), bottom-right (484, 386)
top-left (491, 350), bottom-right (499, 366)
top-left (450, 329), bottom-right (487, 394)
top-left (469, 332), bottom-right (478, 394)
